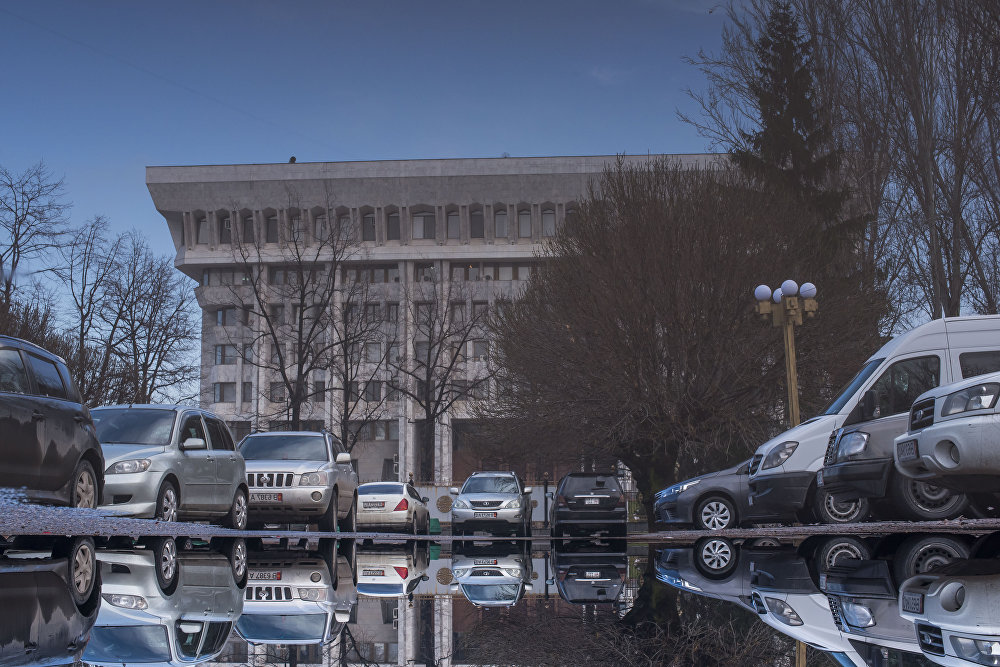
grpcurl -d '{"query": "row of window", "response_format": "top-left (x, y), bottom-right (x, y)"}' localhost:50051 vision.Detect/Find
top-left (200, 261), bottom-right (539, 288)
top-left (213, 338), bottom-right (490, 366)
top-left (214, 377), bottom-right (486, 405)
top-left (211, 299), bottom-right (492, 329)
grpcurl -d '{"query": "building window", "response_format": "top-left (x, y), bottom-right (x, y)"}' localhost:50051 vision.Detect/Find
top-left (385, 302), bottom-right (399, 322)
top-left (498, 264), bottom-right (513, 281)
top-left (196, 218), bottom-right (209, 244)
top-left (542, 209), bottom-right (556, 237)
top-left (415, 303), bottom-right (433, 325)
top-left (388, 342), bottom-right (401, 363)
top-left (364, 381), bottom-right (382, 402)
top-left (219, 217), bottom-right (233, 244)
top-left (313, 379), bottom-right (326, 399)
top-left (270, 343), bottom-right (282, 365)
top-left (414, 263), bottom-right (435, 282)
top-left (494, 210), bottom-right (508, 238)
top-left (414, 341), bottom-right (430, 363)
top-left (471, 380), bottom-right (488, 401)
top-left (241, 381), bottom-right (253, 403)
top-left (290, 216), bottom-right (304, 242)
top-left (447, 212), bottom-right (460, 239)
top-left (451, 342), bottom-right (466, 363)
top-left (386, 377), bottom-right (401, 401)
top-left (412, 211), bottom-right (435, 240)
top-left (453, 380), bottom-right (470, 401)
top-left (470, 209), bottom-right (485, 238)
top-left (215, 345), bottom-right (238, 365)
top-left (265, 216), bottom-right (279, 243)
top-left (313, 214), bottom-right (327, 241)
top-left (365, 342), bottom-right (381, 364)
top-left (242, 215), bottom-right (255, 242)
top-left (518, 209), bottom-right (531, 238)
top-left (269, 382), bottom-right (286, 403)
top-left (362, 213), bottom-right (376, 242)
top-left (337, 215), bottom-right (352, 240)
top-left (386, 212), bottom-right (400, 240)
top-left (268, 304), bottom-right (285, 324)
top-left (214, 382), bottom-right (236, 403)
top-left (215, 307), bottom-right (246, 327)
top-left (347, 382), bottom-right (360, 402)
top-left (473, 340), bottom-right (489, 360)
top-left (228, 420), bottom-right (251, 442)
top-left (473, 301), bottom-right (488, 319)
top-left (365, 303), bottom-right (380, 322)
top-left (451, 302), bottom-right (465, 323)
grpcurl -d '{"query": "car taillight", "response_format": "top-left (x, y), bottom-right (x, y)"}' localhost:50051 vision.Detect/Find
top-left (615, 495), bottom-right (625, 507)
top-left (556, 495), bottom-right (567, 507)
top-left (394, 498), bottom-right (408, 511)
top-left (393, 566), bottom-right (408, 579)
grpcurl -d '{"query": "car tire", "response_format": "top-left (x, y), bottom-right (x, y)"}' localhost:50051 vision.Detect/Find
top-left (338, 493), bottom-right (357, 534)
top-left (813, 536), bottom-right (871, 576)
top-left (693, 536), bottom-right (737, 580)
top-left (695, 495), bottom-right (737, 530)
top-left (150, 536), bottom-right (178, 595)
top-left (319, 487), bottom-right (339, 532)
top-left (70, 460), bottom-right (98, 509)
top-left (57, 537), bottom-right (97, 607)
top-left (154, 481), bottom-right (179, 523)
top-left (889, 473), bottom-right (969, 520)
top-left (894, 535), bottom-right (970, 581)
top-left (223, 488), bottom-right (248, 530)
top-left (814, 489), bottom-right (870, 524)
top-left (224, 538), bottom-right (248, 588)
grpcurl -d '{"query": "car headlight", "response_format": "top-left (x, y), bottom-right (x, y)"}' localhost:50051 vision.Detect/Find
top-left (451, 568), bottom-right (470, 578)
top-left (836, 432), bottom-right (870, 463)
top-left (943, 383), bottom-right (1000, 417)
top-left (102, 593), bottom-right (148, 609)
top-left (840, 601), bottom-right (876, 628)
top-left (298, 588), bottom-right (329, 601)
top-left (657, 479), bottom-right (700, 499)
top-left (952, 637), bottom-right (1000, 665)
top-left (453, 499), bottom-right (470, 509)
top-left (764, 597), bottom-right (803, 626)
top-left (107, 459), bottom-right (151, 474)
top-left (299, 471), bottom-right (329, 486)
top-left (503, 568), bottom-right (522, 577)
top-left (761, 442), bottom-right (798, 470)
top-left (503, 497), bottom-right (521, 509)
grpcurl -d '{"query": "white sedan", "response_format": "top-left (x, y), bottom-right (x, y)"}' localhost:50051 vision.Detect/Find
top-left (356, 482), bottom-right (431, 534)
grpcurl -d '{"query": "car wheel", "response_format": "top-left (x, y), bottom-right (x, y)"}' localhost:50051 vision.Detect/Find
top-left (694, 536), bottom-right (737, 579)
top-left (225, 538), bottom-right (248, 588)
top-left (319, 487), bottom-right (339, 532)
top-left (58, 537), bottom-right (97, 607)
top-left (150, 537), bottom-right (178, 594)
top-left (70, 460), bottom-right (98, 509)
top-left (155, 481), bottom-right (179, 522)
top-left (695, 496), bottom-right (737, 530)
top-left (890, 474), bottom-right (969, 520)
top-left (338, 493), bottom-right (357, 534)
top-left (224, 488), bottom-right (248, 530)
top-left (894, 535), bottom-right (970, 581)
top-left (814, 536), bottom-right (871, 575)
top-left (814, 489), bottom-right (870, 524)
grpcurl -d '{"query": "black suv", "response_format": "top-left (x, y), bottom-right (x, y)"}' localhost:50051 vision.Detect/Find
top-left (0, 335), bottom-right (104, 507)
top-left (548, 473), bottom-right (627, 537)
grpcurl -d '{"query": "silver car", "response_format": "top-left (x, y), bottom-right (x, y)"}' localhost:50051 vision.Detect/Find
top-left (357, 481), bottom-right (431, 534)
top-left (240, 431), bottom-right (358, 532)
top-left (93, 405), bottom-right (248, 529)
top-left (451, 471), bottom-right (533, 537)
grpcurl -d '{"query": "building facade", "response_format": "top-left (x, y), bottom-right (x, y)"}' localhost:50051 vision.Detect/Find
top-left (147, 155), bottom-right (703, 487)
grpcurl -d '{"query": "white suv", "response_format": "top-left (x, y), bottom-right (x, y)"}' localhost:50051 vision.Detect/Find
top-left (450, 471), bottom-right (532, 537)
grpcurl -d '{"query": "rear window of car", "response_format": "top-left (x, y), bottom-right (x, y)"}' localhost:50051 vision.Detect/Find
top-left (559, 475), bottom-right (622, 496)
top-left (360, 483), bottom-right (403, 495)
top-left (25, 353), bottom-right (68, 400)
top-left (240, 434), bottom-right (329, 461)
top-left (92, 408), bottom-right (176, 446)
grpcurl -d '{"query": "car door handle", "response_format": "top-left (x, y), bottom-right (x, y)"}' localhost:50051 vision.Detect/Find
top-left (31, 411), bottom-right (45, 422)
top-left (73, 414), bottom-right (86, 423)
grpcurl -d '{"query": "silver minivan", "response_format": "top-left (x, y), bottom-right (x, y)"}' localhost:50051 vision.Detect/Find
top-left (93, 405), bottom-right (248, 529)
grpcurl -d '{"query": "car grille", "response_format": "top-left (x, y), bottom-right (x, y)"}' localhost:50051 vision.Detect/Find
top-left (916, 623), bottom-right (944, 655)
top-left (249, 472), bottom-right (295, 488)
top-left (823, 430), bottom-right (840, 466)
top-left (749, 454), bottom-right (763, 476)
top-left (910, 398), bottom-right (935, 431)
top-left (826, 594), bottom-right (845, 632)
top-left (246, 585), bottom-right (295, 601)
top-left (471, 500), bottom-right (503, 508)
top-left (657, 505), bottom-right (679, 522)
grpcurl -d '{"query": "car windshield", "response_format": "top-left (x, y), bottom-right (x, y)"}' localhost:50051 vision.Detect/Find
top-left (360, 483), bottom-right (403, 495)
top-left (240, 435), bottom-right (329, 461)
top-left (461, 583), bottom-right (521, 604)
top-left (236, 614), bottom-right (327, 641)
top-left (822, 358), bottom-right (884, 416)
top-left (462, 476), bottom-right (519, 494)
top-left (91, 408), bottom-right (175, 446)
top-left (84, 625), bottom-right (170, 663)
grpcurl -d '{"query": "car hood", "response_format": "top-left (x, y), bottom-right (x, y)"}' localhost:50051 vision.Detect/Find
top-left (457, 492), bottom-right (519, 503)
top-left (100, 444), bottom-right (168, 465)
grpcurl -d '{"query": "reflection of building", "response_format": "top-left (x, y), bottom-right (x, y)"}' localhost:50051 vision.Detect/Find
top-left (147, 155), bottom-right (707, 486)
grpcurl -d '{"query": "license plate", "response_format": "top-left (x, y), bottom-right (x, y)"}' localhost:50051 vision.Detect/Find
top-left (816, 469), bottom-right (824, 487)
top-left (362, 568), bottom-right (385, 577)
top-left (901, 591), bottom-right (924, 614)
top-left (362, 501), bottom-right (385, 509)
top-left (585, 571), bottom-right (601, 578)
top-left (474, 559), bottom-right (498, 565)
top-left (250, 493), bottom-right (282, 502)
top-left (897, 439), bottom-right (918, 462)
top-left (249, 570), bottom-right (281, 581)
top-left (584, 497), bottom-right (600, 505)
top-left (473, 512), bottom-right (497, 518)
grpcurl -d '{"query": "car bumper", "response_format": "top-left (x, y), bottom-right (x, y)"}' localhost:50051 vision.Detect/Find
top-left (452, 507), bottom-right (526, 531)
top-left (551, 508), bottom-right (626, 526)
top-left (895, 416), bottom-right (1000, 491)
top-left (653, 495), bottom-right (694, 525)
top-left (99, 471), bottom-right (164, 517)
top-left (246, 486), bottom-right (332, 518)
top-left (746, 471), bottom-right (814, 521)
top-left (357, 511), bottom-right (413, 530)
top-left (819, 458), bottom-right (892, 501)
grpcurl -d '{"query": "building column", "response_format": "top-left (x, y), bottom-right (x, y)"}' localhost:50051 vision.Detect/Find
top-left (434, 596), bottom-right (453, 667)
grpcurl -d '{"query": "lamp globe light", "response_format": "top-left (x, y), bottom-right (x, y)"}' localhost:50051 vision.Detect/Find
top-left (754, 284), bottom-right (772, 301)
top-left (781, 279), bottom-right (799, 297)
top-left (772, 288), bottom-right (783, 304)
top-left (800, 282), bottom-right (817, 299)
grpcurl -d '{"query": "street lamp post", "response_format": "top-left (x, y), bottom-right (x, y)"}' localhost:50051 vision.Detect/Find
top-left (754, 280), bottom-right (818, 428)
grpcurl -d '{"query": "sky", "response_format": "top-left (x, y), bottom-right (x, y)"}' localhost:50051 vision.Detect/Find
top-left (0, 0), bottom-right (727, 257)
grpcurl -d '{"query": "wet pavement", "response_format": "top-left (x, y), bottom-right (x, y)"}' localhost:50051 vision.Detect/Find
top-left (5, 495), bottom-right (1000, 666)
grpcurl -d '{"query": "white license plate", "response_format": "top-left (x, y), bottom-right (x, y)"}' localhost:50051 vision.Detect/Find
top-left (473, 511), bottom-right (497, 518)
top-left (584, 497), bottom-right (600, 505)
top-left (897, 439), bottom-right (918, 462)
top-left (816, 469), bottom-right (824, 487)
top-left (585, 571), bottom-right (601, 578)
top-left (474, 559), bottom-right (498, 565)
top-left (362, 568), bottom-right (385, 577)
top-left (362, 501), bottom-right (385, 509)
top-left (251, 493), bottom-right (282, 502)
top-left (901, 591), bottom-right (924, 614)
top-left (249, 570), bottom-right (281, 581)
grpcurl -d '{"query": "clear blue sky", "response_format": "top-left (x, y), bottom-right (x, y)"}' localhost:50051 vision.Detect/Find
top-left (0, 0), bottom-right (725, 255)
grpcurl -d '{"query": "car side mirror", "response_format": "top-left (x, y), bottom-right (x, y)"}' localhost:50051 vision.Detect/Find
top-left (523, 486), bottom-right (533, 493)
top-left (861, 390), bottom-right (878, 421)
top-left (421, 497), bottom-right (429, 503)
top-left (545, 578), bottom-right (554, 586)
top-left (524, 582), bottom-right (533, 591)
top-left (449, 487), bottom-right (459, 495)
top-left (335, 453), bottom-right (351, 464)
top-left (181, 437), bottom-right (206, 451)
top-left (545, 491), bottom-right (554, 499)
top-left (421, 574), bottom-right (429, 581)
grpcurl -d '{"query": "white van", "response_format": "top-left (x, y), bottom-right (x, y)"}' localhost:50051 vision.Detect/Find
top-left (746, 316), bottom-right (1000, 524)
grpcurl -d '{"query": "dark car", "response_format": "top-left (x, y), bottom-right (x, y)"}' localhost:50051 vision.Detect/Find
top-left (548, 473), bottom-right (627, 537)
top-left (550, 539), bottom-right (627, 605)
top-left (653, 459), bottom-right (751, 530)
top-left (0, 335), bottom-right (104, 508)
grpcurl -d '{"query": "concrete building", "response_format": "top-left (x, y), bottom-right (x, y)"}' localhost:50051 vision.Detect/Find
top-left (147, 155), bottom-right (707, 489)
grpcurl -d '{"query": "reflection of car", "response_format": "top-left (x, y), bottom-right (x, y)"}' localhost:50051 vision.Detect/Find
top-left (450, 471), bottom-right (532, 537)
top-left (235, 540), bottom-right (356, 646)
top-left (356, 544), bottom-right (429, 598)
top-left (653, 460), bottom-right (751, 530)
top-left (240, 431), bottom-right (358, 532)
top-left (93, 405), bottom-right (248, 528)
top-left (450, 542), bottom-right (533, 607)
top-left (550, 539), bottom-right (626, 605)
top-left (84, 536), bottom-right (246, 667)
top-left (0, 335), bottom-right (104, 508)
top-left (894, 372), bottom-right (1000, 493)
top-left (0, 536), bottom-right (101, 667)
top-left (356, 482), bottom-right (430, 534)
top-left (655, 538), bottom-right (760, 612)
top-left (548, 473), bottom-right (626, 537)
